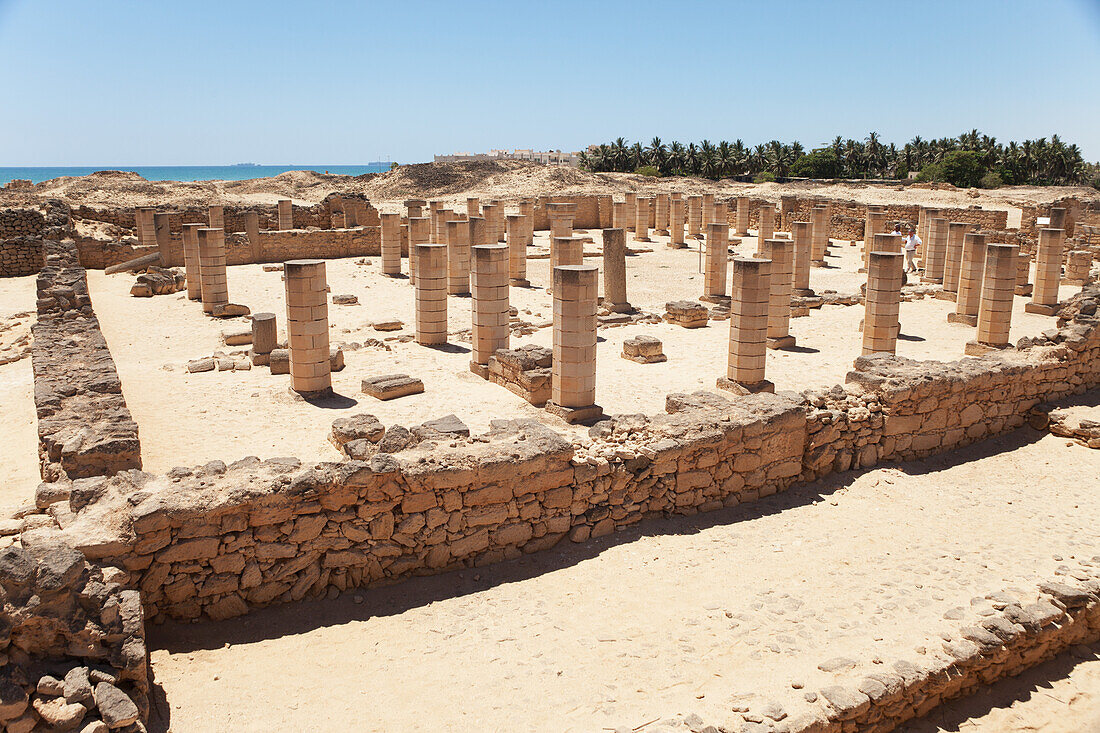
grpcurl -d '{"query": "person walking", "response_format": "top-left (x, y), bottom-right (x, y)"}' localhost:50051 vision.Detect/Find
top-left (903, 227), bottom-right (921, 273)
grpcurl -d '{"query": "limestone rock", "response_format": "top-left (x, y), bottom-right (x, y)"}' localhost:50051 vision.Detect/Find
top-left (92, 683), bottom-right (138, 729)
top-left (362, 374), bottom-right (424, 400)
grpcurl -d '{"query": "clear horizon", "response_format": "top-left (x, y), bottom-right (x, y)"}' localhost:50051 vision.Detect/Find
top-left (2, 0), bottom-right (1099, 165)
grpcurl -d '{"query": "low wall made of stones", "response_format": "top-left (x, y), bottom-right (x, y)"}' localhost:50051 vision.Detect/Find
top-left (31, 241), bottom-right (141, 481)
top-left (0, 207), bottom-right (47, 239)
top-left (0, 236), bottom-right (45, 277)
top-left (532, 195), bottom-right (601, 230)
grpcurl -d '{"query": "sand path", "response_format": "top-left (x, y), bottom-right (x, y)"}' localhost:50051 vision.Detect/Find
top-left (0, 274), bottom-right (40, 514)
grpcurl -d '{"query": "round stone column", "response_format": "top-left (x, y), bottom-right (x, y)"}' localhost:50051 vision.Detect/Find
top-left (446, 219), bottom-right (472, 295)
top-left (736, 196), bottom-right (751, 236)
top-left (381, 213), bottom-right (402, 276)
top-left (791, 221), bottom-right (814, 296)
top-left (922, 217), bottom-right (948, 282)
top-left (548, 265), bottom-right (602, 423)
top-left (967, 243), bottom-right (1019, 353)
top-left (717, 257), bottom-right (773, 394)
top-left (196, 227), bottom-right (228, 314)
top-left (669, 197), bottom-right (686, 248)
top-left (284, 259), bottom-right (331, 397)
top-left (863, 251), bottom-right (904, 355)
top-left (470, 244), bottom-right (510, 376)
top-left (415, 243), bottom-right (448, 345)
top-left (277, 199), bottom-right (293, 230)
top-left (762, 238), bottom-right (795, 349)
top-left (703, 222), bottom-right (729, 301)
top-left (948, 233), bottom-right (988, 325)
top-left (506, 214), bottom-right (529, 285)
top-left (687, 195), bottom-right (702, 239)
top-left (251, 312), bottom-right (277, 364)
top-left (181, 223), bottom-right (203, 300)
top-left (602, 228), bottom-right (630, 313)
top-left (635, 198), bottom-right (650, 242)
top-left (758, 203), bottom-right (775, 241)
top-left (408, 216), bottom-right (430, 287)
top-left (1027, 228), bottom-right (1064, 314)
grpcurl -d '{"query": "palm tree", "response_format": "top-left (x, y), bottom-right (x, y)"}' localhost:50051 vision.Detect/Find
top-left (668, 141), bottom-right (685, 174)
top-left (685, 143), bottom-right (699, 176)
top-left (717, 141), bottom-right (734, 177)
top-left (647, 137), bottom-right (667, 173)
top-left (732, 140), bottom-right (749, 175)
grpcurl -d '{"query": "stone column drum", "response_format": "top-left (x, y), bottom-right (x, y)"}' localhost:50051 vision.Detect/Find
top-left (1015, 253), bottom-right (1033, 296)
top-left (717, 257), bottom-right (773, 394)
top-left (758, 204), bottom-right (775, 241)
top-left (602, 228), bottom-right (630, 313)
top-left (669, 198), bottom-right (686, 247)
top-left (405, 199), bottom-right (425, 219)
top-left (277, 199), bottom-right (293, 230)
top-left (547, 265), bottom-right (602, 423)
top-left (922, 217), bottom-right (948, 283)
top-left (153, 212), bottom-right (173, 266)
top-left (762, 238), bottom-right (795, 349)
top-left (1027, 228), bottom-right (1064, 314)
top-left (703, 222), bottom-right (729, 301)
top-left (624, 193), bottom-right (637, 231)
top-left (942, 222), bottom-right (971, 295)
top-left (966, 243), bottom-right (1019, 354)
top-left (519, 200), bottom-right (534, 243)
top-left (736, 196), bottom-right (751, 236)
top-left (415, 243), bottom-right (448, 345)
top-left (251, 312), bottom-right (277, 365)
top-left (862, 210), bottom-right (886, 271)
top-left (446, 219), bottom-right (472, 295)
top-left (612, 201), bottom-right (627, 230)
top-left (181, 223), bottom-right (203, 300)
top-left (791, 221), bottom-right (814, 296)
top-left (244, 211), bottom-right (261, 263)
top-left (196, 227), bottom-right (228, 314)
top-left (635, 198), bottom-right (650, 242)
top-left (283, 260), bottom-right (331, 397)
top-left (467, 197), bottom-right (480, 219)
top-left (714, 202), bottom-right (728, 233)
top-left (862, 251), bottom-right (904, 355)
top-left (381, 213), bottom-right (402, 276)
top-left (208, 205), bottom-right (224, 230)
top-left (655, 194), bottom-right (670, 235)
top-left (470, 244), bottom-right (510, 376)
top-left (810, 206), bottom-right (827, 265)
top-left (948, 233), bottom-right (988, 325)
top-left (481, 203), bottom-right (501, 245)
top-left (506, 214), bottom-right (529, 285)
top-left (702, 193), bottom-right (715, 227)
top-left (551, 236), bottom-right (583, 271)
top-left (408, 216), bottom-right (430, 287)
top-left (547, 203), bottom-right (575, 243)
top-left (687, 195), bottom-right (702, 239)
top-left (138, 207), bottom-right (156, 247)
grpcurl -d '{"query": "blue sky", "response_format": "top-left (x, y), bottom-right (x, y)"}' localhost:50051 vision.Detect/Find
top-left (1, 0), bottom-right (1099, 165)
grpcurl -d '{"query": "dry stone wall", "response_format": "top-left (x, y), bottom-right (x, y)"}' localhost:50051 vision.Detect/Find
top-left (0, 237), bottom-right (45, 277)
top-left (32, 241), bottom-right (141, 480)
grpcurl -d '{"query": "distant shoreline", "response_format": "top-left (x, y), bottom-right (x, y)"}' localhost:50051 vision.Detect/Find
top-left (1, 164), bottom-right (393, 185)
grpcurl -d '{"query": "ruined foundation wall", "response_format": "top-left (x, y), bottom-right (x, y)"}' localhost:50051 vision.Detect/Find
top-left (31, 241), bottom-right (141, 480)
top-left (0, 236), bottom-right (45, 276)
top-left (531, 195), bottom-right (601, 230)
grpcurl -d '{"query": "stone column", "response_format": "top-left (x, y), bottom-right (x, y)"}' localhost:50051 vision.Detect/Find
top-left (519, 199), bottom-right (534, 243)
top-left (1049, 207), bottom-right (1067, 230)
top-left (208, 205), bottom-right (224, 230)
top-left (153, 212), bottom-right (173, 265)
top-left (244, 211), bottom-right (261, 263)
top-left (702, 193), bottom-right (715, 227)
top-left (948, 233), bottom-right (987, 325)
top-left (874, 232), bottom-right (904, 254)
top-left (942, 222), bottom-right (970, 295)
top-left (966, 243), bottom-right (1019, 354)
top-left (197, 227), bottom-right (228, 314)
top-left (133, 208), bottom-right (147, 245)
top-left (181, 223), bottom-right (203, 300)
top-left (467, 197), bottom-right (480, 220)
top-left (482, 203), bottom-right (501, 245)
top-left (809, 206), bottom-right (827, 265)
top-left (624, 193), bottom-right (637, 231)
top-left (548, 265), bottom-right (602, 423)
top-left (862, 251), bottom-right (904, 355)
top-left (655, 194), bottom-right (670, 235)
top-left (408, 216), bottom-right (430, 287)
top-left (138, 207), bottom-right (156, 246)
top-left (736, 196), bottom-right (751, 236)
top-left (714, 202), bottom-right (728, 232)
top-left (405, 199), bottom-right (425, 219)
top-left (547, 203), bottom-right (574, 242)
top-left (763, 238), bottom-right (795, 349)
top-left (445, 219), bottom-right (472, 295)
top-left (1015, 252), bottom-right (1033, 296)
top-left (284, 260), bottom-right (331, 397)
top-left (612, 201), bottom-right (627, 229)
top-left (669, 197), bottom-right (686, 248)
top-left (251, 312), bottom-right (277, 365)
top-left (470, 244), bottom-right (510, 376)
top-left (922, 218), bottom-right (948, 282)
top-left (1065, 250), bottom-right (1092, 285)
top-left (277, 199), bottom-right (293, 230)
top-left (551, 236), bottom-right (583, 272)
top-left (687, 195), bottom-right (702, 238)
top-left (703, 222), bottom-right (729, 301)
top-left (791, 221), bottom-right (814, 296)
top-left (492, 200), bottom-right (508, 242)
top-left (415, 243), bottom-right (448, 345)
top-left (634, 197), bottom-right (650, 242)
top-left (381, 213), bottom-right (402, 276)
top-left (429, 201), bottom-right (444, 244)
top-left (602, 228), bottom-right (630, 313)
top-left (717, 257), bottom-right (773, 394)
top-left (597, 195), bottom-right (613, 228)
top-left (506, 214), bottom-right (529, 285)
top-left (1027, 227), bottom-right (1064, 314)
top-left (862, 209), bottom-right (886, 272)
top-left (758, 203), bottom-right (775, 241)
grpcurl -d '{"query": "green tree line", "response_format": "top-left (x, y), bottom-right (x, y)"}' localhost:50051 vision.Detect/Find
top-left (579, 131), bottom-right (1099, 189)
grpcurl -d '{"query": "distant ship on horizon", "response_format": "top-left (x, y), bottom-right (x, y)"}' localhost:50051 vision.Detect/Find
top-left (231, 162), bottom-right (260, 167)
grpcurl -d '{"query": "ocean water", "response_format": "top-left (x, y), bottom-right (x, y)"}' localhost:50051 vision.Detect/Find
top-left (0, 164), bottom-right (391, 185)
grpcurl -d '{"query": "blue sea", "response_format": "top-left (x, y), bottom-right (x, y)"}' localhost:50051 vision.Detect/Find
top-left (1, 164), bottom-right (391, 185)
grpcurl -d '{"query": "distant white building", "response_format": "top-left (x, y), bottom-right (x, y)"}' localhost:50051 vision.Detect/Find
top-left (434, 149), bottom-right (581, 167)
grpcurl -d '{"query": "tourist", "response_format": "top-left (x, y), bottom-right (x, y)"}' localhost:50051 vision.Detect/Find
top-left (904, 227), bottom-right (921, 273)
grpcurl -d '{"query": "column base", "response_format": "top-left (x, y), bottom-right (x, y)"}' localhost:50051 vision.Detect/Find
top-left (509, 278), bottom-right (531, 287)
top-left (766, 335), bottom-right (797, 350)
top-left (810, 260), bottom-right (829, 268)
top-left (699, 294), bottom-right (730, 305)
top-left (469, 362), bottom-right (490, 379)
top-left (689, 233), bottom-right (704, 240)
top-left (716, 377), bottom-right (775, 395)
top-left (946, 312), bottom-right (978, 326)
top-left (934, 291), bottom-right (957, 302)
top-left (1024, 303), bottom-right (1059, 316)
top-left (606, 302), bottom-right (634, 314)
top-left (792, 288), bottom-right (816, 297)
top-left (288, 385), bottom-right (334, 401)
top-left (545, 401), bottom-right (604, 424)
top-left (964, 340), bottom-right (1011, 356)
top-left (655, 229), bottom-right (670, 236)
top-left (634, 236), bottom-right (651, 243)
top-left (1014, 284), bottom-right (1033, 296)
top-left (667, 242), bottom-right (689, 249)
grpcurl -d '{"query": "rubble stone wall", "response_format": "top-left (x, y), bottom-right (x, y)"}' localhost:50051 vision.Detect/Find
top-left (532, 195), bottom-right (601, 230)
top-left (31, 241), bottom-right (141, 480)
top-left (0, 236), bottom-right (45, 277)
top-left (0, 207), bottom-right (47, 239)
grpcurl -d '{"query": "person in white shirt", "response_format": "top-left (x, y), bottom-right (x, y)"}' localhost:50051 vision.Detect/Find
top-left (903, 227), bottom-right (921, 273)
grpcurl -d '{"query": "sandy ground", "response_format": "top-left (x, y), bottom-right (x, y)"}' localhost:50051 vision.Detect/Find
top-left (86, 227), bottom-right (1080, 473)
top-left (0, 274), bottom-right (40, 514)
top-left (146, 428), bottom-right (1100, 733)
